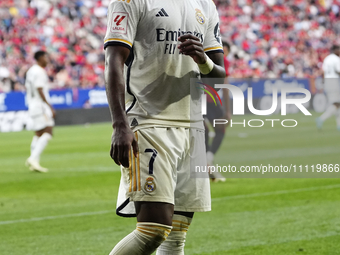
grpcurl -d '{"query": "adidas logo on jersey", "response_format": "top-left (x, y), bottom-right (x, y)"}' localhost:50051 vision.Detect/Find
top-left (156, 8), bottom-right (169, 17)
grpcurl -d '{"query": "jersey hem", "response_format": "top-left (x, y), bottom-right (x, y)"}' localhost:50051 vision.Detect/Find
top-left (104, 41), bottom-right (132, 51)
top-left (129, 194), bottom-right (175, 204)
top-left (204, 46), bottom-right (223, 51)
top-left (205, 49), bottom-right (224, 54)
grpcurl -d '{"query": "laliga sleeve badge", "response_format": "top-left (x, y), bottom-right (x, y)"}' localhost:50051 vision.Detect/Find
top-left (144, 177), bottom-right (156, 192)
top-left (110, 12), bottom-right (129, 34)
top-left (195, 9), bottom-right (205, 25)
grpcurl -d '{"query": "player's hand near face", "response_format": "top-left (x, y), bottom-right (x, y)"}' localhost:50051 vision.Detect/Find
top-left (178, 34), bottom-right (225, 79)
top-left (110, 124), bottom-right (138, 168)
top-left (178, 34), bottom-right (206, 64)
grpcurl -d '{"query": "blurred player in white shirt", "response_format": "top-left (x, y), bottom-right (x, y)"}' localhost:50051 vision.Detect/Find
top-left (25, 51), bottom-right (55, 172)
top-left (316, 45), bottom-right (340, 130)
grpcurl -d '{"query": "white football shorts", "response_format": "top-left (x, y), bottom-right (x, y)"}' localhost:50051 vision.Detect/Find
top-left (324, 79), bottom-right (340, 103)
top-left (29, 101), bottom-right (55, 131)
top-left (116, 126), bottom-right (211, 217)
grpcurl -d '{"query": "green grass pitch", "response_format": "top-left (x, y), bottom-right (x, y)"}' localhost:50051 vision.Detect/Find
top-left (1, 112), bottom-right (340, 255)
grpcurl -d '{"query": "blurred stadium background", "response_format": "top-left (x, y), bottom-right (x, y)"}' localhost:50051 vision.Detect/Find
top-left (1, 0), bottom-right (340, 91)
top-left (1, 0), bottom-right (339, 130)
top-left (1, 0), bottom-right (340, 254)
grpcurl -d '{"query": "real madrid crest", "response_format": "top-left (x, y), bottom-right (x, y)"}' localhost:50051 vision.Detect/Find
top-left (144, 177), bottom-right (156, 192)
top-left (195, 9), bottom-right (205, 25)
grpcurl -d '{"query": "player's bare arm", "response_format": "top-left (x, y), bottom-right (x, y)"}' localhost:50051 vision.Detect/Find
top-left (37, 88), bottom-right (56, 118)
top-left (105, 46), bottom-right (138, 168)
top-left (177, 34), bottom-right (225, 79)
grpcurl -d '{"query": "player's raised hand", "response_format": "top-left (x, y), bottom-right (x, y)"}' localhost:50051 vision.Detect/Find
top-left (110, 125), bottom-right (138, 168)
top-left (178, 34), bottom-right (206, 64)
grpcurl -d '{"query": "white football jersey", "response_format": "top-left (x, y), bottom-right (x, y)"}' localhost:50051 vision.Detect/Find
top-left (322, 53), bottom-right (340, 79)
top-left (104, 0), bottom-right (223, 129)
top-left (25, 64), bottom-right (51, 106)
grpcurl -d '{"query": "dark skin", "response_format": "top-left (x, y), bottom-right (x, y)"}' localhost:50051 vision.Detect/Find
top-left (105, 34), bottom-right (225, 226)
top-left (35, 54), bottom-right (55, 137)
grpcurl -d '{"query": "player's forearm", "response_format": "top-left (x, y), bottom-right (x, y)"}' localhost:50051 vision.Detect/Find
top-left (37, 88), bottom-right (52, 108)
top-left (201, 53), bottom-right (226, 87)
top-left (202, 63), bottom-right (226, 79)
top-left (104, 52), bottom-right (129, 129)
top-left (201, 52), bottom-right (225, 80)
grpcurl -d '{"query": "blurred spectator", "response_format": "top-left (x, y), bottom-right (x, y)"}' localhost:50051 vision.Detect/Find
top-left (216, 0), bottom-right (340, 78)
top-left (1, 0), bottom-right (340, 92)
top-left (0, 65), bottom-right (11, 92)
top-left (0, 0), bottom-right (107, 91)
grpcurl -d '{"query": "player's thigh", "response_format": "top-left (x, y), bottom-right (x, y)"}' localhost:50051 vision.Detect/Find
top-left (325, 81), bottom-right (340, 103)
top-left (174, 129), bottom-right (211, 212)
top-left (31, 107), bottom-right (54, 134)
top-left (135, 201), bottom-right (174, 225)
top-left (327, 92), bottom-right (340, 104)
top-left (43, 126), bottom-right (53, 135)
top-left (35, 126), bottom-right (53, 136)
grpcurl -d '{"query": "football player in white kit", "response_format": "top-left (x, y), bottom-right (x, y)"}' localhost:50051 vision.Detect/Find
top-left (25, 51), bottom-right (55, 172)
top-left (104, 0), bottom-right (226, 254)
top-left (316, 45), bottom-right (340, 130)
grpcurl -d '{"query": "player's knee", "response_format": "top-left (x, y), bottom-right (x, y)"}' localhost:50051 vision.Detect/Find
top-left (44, 126), bottom-right (53, 136)
top-left (42, 132), bottom-right (53, 141)
top-left (156, 214), bottom-right (192, 254)
top-left (136, 222), bottom-right (172, 253)
top-left (215, 126), bottom-right (226, 135)
top-left (214, 122), bottom-right (226, 133)
top-left (160, 230), bottom-right (187, 251)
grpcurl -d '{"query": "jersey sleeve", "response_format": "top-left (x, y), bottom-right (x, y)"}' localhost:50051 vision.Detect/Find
top-left (104, 0), bottom-right (141, 51)
top-left (203, 3), bottom-right (223, 54)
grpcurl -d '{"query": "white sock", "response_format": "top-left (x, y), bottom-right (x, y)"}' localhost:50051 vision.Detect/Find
top-left (29, 133), bottom-right (52, 162)
top-left (156, 214), bottom-right (192, 255)
top-left (320, 104), bottom-right (337, 122)
top-left (109, 222), bottom-right (172, 255)
top-left (30, 136), bottom-right (39, 153)
top-left (336, 108), bottom-right (340, 127)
